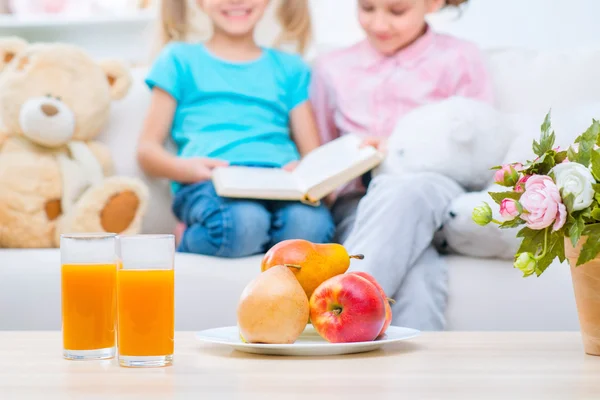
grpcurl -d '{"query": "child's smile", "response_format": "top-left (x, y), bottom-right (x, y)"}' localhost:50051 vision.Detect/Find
top-left (221, 5), bottom-right (254, 21)
top-left (199, 0), bottom-right (269, 37)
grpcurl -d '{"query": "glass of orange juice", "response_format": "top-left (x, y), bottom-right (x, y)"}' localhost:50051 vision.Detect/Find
top-left (60, 233), bottom-right (117, 360)
top-left (116, 234), bottom-right (175, 368)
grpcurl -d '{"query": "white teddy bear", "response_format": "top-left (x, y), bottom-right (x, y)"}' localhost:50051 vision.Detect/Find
top-left (376, 96), bottom-right (517, 192)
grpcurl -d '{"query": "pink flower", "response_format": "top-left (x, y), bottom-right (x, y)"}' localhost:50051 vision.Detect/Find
top-left (519, 175), bottom-right (567, 231)
top-left (513, 163), bottom-right (524, 172)
top-left (500, 199), bottom-right (522, 221)
top-left (515, 175), bottom-right (531, 193)
top-left (494, 164), bottom-right (520, 186)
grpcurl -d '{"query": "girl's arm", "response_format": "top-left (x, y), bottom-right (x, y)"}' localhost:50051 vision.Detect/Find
top-left (137, 88), bottom-right (227, 183)
top-left (289, 101), bottom-right (321, 157)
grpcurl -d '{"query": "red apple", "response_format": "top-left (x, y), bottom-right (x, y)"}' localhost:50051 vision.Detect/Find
top-left (309, 274), bottom-right (386, 343)
top-left (349, 271), bottom-right (392, 338)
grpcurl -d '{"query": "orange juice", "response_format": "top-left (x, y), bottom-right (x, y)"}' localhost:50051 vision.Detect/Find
top-left (61, 263), bottom-right (116, 350)
top-left (117, 269), bottom-right (174, 356)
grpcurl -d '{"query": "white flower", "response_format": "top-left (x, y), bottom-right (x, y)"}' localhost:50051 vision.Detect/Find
top-left (551, 162), bottom-right (596, 211)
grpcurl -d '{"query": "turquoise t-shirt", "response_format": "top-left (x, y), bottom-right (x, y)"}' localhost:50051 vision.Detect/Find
top-left (145, 42), bottom-right (310, 193)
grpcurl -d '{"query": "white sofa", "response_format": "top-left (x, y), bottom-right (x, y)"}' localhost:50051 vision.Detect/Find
top-left (4, 43), bottom-right (600, 332)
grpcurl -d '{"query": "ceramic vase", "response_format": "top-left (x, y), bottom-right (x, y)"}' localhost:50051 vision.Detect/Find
top-left (565, 237), bottom-right (600, 356)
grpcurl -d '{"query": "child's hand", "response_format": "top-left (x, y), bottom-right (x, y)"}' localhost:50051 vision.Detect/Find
top-left (360, 137), bottom-right (388, 153)
top-left (179, 157), bottom-right (229, 183)
top-left (283, 161), bottom-right (300, 172)
top-left (324, 192), bottom-right (338, 207)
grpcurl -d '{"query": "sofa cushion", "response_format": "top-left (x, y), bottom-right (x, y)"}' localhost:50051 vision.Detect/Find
top-left (0, 249), bottom-right (579, 331)
top-left (485, 48), bottom-right (600, 114)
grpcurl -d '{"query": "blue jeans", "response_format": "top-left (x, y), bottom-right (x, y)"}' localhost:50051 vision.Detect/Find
top-left (172, 181), bottom-right (335, 258)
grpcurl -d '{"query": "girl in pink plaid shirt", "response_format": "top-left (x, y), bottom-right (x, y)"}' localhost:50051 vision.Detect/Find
top-left (311, 0), bottom-right (494, 331)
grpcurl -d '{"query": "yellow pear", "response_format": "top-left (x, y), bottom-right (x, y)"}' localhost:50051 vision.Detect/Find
top-left (237, 265), bottom-right (309, 344)
top-left (261, 240), bottom-right (364, 299)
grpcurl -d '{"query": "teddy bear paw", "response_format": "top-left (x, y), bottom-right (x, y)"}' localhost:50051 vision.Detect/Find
top-left (100, 191), bottom-right (140, 233)
top-left (55, 177), bottom-right (148, 245)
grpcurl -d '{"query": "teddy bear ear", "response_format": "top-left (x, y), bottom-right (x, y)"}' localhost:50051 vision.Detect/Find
top-left (0, 37), bottom-right (28, 73)
top-left (99, 60), bottom-right (132, 100)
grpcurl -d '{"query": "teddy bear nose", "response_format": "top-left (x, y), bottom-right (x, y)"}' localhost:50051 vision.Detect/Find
top-left (41, 103), bottom-right (59, 117)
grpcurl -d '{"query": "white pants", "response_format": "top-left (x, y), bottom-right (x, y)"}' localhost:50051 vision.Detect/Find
top-left (331, 173), bottom-right (464, 331)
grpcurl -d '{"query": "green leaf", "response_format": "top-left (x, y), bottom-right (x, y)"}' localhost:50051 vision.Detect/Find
top-left (499, 218), bottom-right (526, 229)
top-left (582, 209), bottom-right (595, 225)
top-left (533, 111), bottom-right (556, 157)
top-left (567, 145), bottom-right (579, 164)
top-left (488, 191), bottom-right (522, 205)
top-left (541, 110), bottom-right (552, 135)
top-left (591, 207), bottom-right (600, 221)
top-left (569, 215), bottom-right (585, 248)
top-left (574, 120), bottom-right (600, 167)
top-left (563, 193), bottom-right (576, 214)
top-left (596, 120), bottom-right (600, 147)
top-left (555, 150), bottom-right (568, 164)
top-left (582, 223), bottom-right (600, 235)
top-left (517, 227), bottom-right (546, 255)
top-left (592, 150), bottom-right (600, 181)
top-left (529, 152), bottom-right (556, 176)
top-left (517, 227), bottom-right (565, 275)
top-left (536, 229), bottom-right (565, 275)
top-left (577, 224), bottom-right (600, 266)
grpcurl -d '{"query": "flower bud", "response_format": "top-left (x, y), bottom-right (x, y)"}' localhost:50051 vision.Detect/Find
top-left (472, 202), bottom-right (493, 226)
top-left (514, 252), bottom-right (537, 277)
top-left (494, 164), bottom-right (520, 187)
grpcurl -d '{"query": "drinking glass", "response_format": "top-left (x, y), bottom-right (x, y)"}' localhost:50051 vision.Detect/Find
top-left (116, 234), bottom-right (175, 368)
top-left (60, 233), bottom-right (117, 360)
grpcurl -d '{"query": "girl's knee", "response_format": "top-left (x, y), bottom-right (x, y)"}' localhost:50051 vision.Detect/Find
top-left (180, 201), bottom-right (271, 258)
top-left (226, 203), bottom-right (271, 256)
top-left (274, 204), bottom-right (335, 244)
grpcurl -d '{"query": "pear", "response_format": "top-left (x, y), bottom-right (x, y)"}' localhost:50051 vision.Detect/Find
top-left (261, 239), bottom-right (364, 299)
top-left (237, 265), bottom-right (309, 344)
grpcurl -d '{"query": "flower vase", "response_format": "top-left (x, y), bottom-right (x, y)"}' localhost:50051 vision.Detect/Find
top-left (565, 237), bottom-right (600, 356)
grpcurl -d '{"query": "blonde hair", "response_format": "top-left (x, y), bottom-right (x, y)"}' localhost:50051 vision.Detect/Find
top-left (445, 0), bottom-right (468, 6)
top-left (159, 0), bottom-right (312, 54)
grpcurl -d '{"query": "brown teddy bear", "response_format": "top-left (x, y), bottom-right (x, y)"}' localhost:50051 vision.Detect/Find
top-left (0, 37), bottom-right (149, 248)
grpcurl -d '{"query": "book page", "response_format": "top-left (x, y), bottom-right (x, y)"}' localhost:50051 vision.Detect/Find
top-left (293, 134), bottom-right (383, 196)
top-left (212, 166), bottom-right (304, 200)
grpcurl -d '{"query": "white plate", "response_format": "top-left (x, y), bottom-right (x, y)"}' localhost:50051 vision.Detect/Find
top-left (194, 325), bottom-right (420, 356)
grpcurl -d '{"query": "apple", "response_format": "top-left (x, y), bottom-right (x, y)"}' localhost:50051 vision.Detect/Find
top-left (309, 274), bottom-right (386, 343)
top-left (349, 271), bottom-right (392, 338)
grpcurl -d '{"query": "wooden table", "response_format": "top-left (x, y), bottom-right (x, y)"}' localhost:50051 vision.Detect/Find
top-left (1, 331), bottom-right (599, 399)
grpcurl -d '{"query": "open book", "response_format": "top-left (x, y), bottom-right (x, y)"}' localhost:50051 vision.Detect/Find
top-left (212, 134), bottom-right (384, 204)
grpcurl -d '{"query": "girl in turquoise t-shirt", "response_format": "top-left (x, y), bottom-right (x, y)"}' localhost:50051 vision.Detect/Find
top-left (138, 0), bottom-right (334, 257)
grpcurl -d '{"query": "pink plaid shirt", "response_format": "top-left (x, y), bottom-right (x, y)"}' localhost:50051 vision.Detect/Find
top-left (310, 27), bottom-right (494, 194)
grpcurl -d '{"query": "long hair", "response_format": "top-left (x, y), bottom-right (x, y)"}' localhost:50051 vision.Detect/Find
top-left (274, 0), bottom-right (312, 54)
top-left (158, 0), bottom-right (312, 55)
top-left (160, 0), bottom-right (188, 45)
